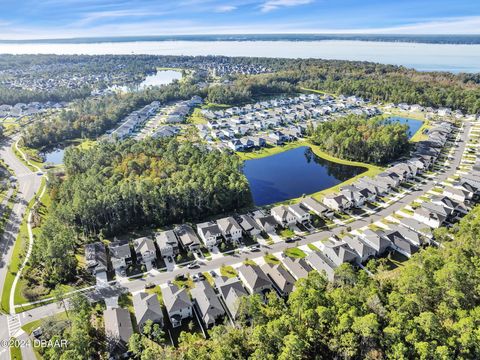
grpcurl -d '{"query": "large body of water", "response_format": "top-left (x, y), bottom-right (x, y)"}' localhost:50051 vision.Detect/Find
top-left (0, 40), bottom-right (479, 73)
top-left (243, 146), bottom-right (367, 206)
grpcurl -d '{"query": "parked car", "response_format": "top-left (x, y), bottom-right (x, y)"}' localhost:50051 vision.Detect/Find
top-left (144, 282), bottom-right (155, 289)
top-left (32, 327), bottom-right (42, 338)
top-left (250, 245), bottom-right (261, 252)
top-left (188, 262), bottom-right (200, 269)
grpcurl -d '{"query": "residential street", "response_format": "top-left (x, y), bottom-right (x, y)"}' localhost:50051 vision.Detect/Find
top-left (0, 138), bottom-right (42, 360)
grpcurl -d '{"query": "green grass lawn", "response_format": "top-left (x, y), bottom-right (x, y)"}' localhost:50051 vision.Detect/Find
top-left (220, 265), bottom-right (238, 278)
top-left (264, 254), bottom-right (280, 265)
top-left (173, 276), bottom-right (194, 290)
top-left (202, 272), bottom-right (215, 286)
top-left (186, 108), bottom-right (208, 125)
top-left (9, 339), bottom-right (22, 360)
top-left (21, 311), bottom-right (68, 334)
top-left (284, 247), bottom-right (307, 259)
top-left (278, 228), bottom-right (295, 238)
top-left (307, 243), bottom-right (320, 252)
top-left (243, 259), bottom-right (257, 266)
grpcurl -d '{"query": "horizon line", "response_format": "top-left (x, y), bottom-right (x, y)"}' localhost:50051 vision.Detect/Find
top-left (1, 33), bottom-right (480, 43)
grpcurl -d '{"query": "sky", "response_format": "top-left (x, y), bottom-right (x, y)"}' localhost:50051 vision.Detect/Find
top-left (0, 0), bottom-right (479, 40)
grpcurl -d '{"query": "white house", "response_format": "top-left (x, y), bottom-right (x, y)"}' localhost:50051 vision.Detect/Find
top-left (197, 222), bottom-right (223, 248)
top-left (323, 194), bottom-right (351, 212)
top-left (414, 207), bottom-right (445, 228)
top-left (155, 230), bottom-right (179, 258)
top-left (162, 283), bottom-right (193, 328)
top-left (133, 237), bottom-right (157, 269)
top-left (216, 217), bottom-right (243, 243)
top-left (288, 203), bottom-right (311, 224)
top-left (271, 205), bottom-right (297, 227)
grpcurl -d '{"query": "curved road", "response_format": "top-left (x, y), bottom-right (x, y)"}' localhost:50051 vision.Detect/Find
top-left (0, 137), bottom-right (42, 360)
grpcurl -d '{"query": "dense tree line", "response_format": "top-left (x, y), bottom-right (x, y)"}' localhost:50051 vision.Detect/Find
top-left (126, 205), bottom-right (480, 359)
top-left (37, 293), bottom-right (106, 359)
top-left (309, 115), bottom-right (411, 165)
top-left (31, 138), bottom-right (251, 285)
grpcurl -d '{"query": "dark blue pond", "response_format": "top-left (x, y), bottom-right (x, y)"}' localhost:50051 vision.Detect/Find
top-left (243, 146), bottom-right (367, 206)
top-left (387, 116), bottom-right (423, 139)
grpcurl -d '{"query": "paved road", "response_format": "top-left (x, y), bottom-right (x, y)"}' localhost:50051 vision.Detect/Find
top-left (0, 121), bottom-right (470, 360)
top-left (0, 138), bottom-right (42, 360)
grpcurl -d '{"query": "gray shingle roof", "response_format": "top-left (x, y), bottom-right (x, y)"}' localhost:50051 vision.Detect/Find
top-left (190, 280), bottom-right (225, 326)
top-left (104, 308), bottom-right (133, 344)
top-left (133, 292), bottom-right (163, 329)
top-left (163, 283), bottom-right (192, 314)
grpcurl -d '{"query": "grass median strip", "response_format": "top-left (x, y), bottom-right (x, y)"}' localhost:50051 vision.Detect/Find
top-left (1, 179), bottom-right (46, 314)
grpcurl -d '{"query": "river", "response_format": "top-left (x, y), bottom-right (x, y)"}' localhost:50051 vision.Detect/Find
top-left (0, 40), bottom-right (479, 73)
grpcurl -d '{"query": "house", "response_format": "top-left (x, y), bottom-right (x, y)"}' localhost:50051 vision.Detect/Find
top-left (175, 224), bottom-right (201, 251)
top-left (190, 280), bottom-right (226, 328)
top-left (85, 242), bottom-right (108, 275)
top-left (301, 197), bottom-right (332, 218)
top-left (288, 203), bottom-right (311, 224)
top-left (133, 237), bottom-right (157, 269)
top-left (431, 195), bottom-right (468, 216)
top-left (388, 224), bottom-right (423, 247)
top-left (155, 230), bottom-right (179, 258)
top-left (261, 263), bottom-right (295, 297)
top-left (237, 264), bottom-right (273, 296)
top-left (305, 251), bottom-right (337, 281)
top-left (104, 308), bottom-right (133, 345)
top-left (342, 236), bottom-right (377, 263)
top-left (197, 222), bottom-right (223, 248)
top-left (443, 186), bottom-right (470, 203)
top-left (281, 256), bottom-right (313, 280)
top-left (461, 173), bottom-right (480, 190)
top-left (133, 292), bottom-right (164, 330)
top-left (414, 207), bottom-right (446, 228)
top-left (421, 202), bottom-right (453, 219)
top-left (254, 214), bottom-right (277, 233)
top-left (215, 276), bottom-right (249, 320)
top-left (399, 218), bottom-right (433, 239)
top-left (384, 230), bottom-right (418, 258)
top-left (238, 214), bottom-right (262, 237)
top-left (109, 240), bottom-right (132, 275)
top-left (340, 186), bottom-right (366, 207)
top-left (162, 283), bottom-right (193, 328)
top-left (216, 217), bottom-right (243, 243)
top-left (323, 194), bottom-right (351, 212)
top-left (271, 205), bottom-right (297, 227)
top-left (323, 240), bottom-right (359, 266)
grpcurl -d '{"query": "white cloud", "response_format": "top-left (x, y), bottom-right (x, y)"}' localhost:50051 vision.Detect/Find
top-left (261, 0), bottom-right (313, 12)
top-left (215, 5), bottom-right (237, 13)
top-left (75, 9), bottom-right (166, 26)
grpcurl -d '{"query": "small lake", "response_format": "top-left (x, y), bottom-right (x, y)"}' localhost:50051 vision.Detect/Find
top-left (138, 70), bottom-right (182, 89)
top-left (243, 146), bottom-right (367, 206)
top-left (387, 117), bottom-right (423, 138)
top-left (42, 148), bottom-right (64, 164)
top-left (108, 70), bottom-right (182, 92)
